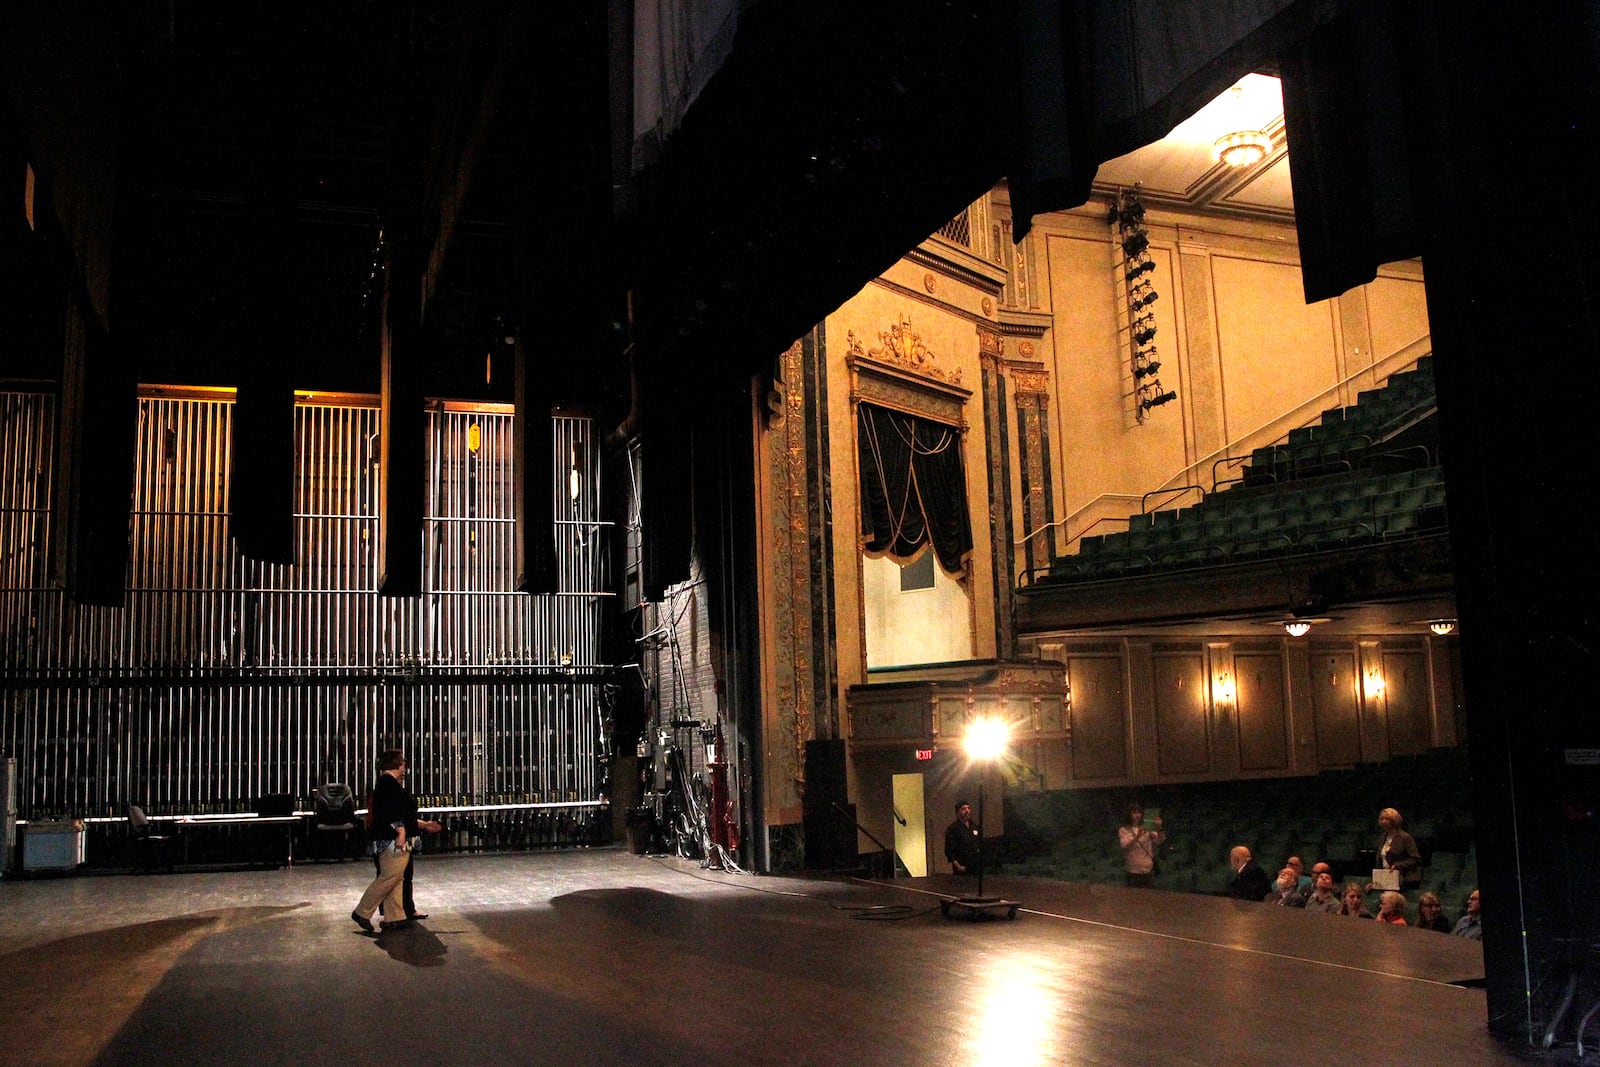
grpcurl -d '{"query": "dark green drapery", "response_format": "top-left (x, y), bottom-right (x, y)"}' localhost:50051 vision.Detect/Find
top-left (856, 403), bottom-right (973, 576)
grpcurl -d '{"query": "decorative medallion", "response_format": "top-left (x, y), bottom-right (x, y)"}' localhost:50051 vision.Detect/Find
top-left (923, 272), bottom-right (937, 294)
top-left (1018, 341), bottom-right (1035, 358)
top-left (981, 296), bottom-right (994, 317)
top-left (846, 317), bottom-right (964, 385)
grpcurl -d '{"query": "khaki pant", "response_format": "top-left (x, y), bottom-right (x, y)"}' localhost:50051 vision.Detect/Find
top-left (355, 847), bottom-right (410, 923)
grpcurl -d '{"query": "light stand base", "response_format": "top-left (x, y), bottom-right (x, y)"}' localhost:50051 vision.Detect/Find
top-left (941, 896), bottom-right (1020, 921)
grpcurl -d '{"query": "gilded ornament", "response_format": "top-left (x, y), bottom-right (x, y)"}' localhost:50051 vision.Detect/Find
top-left (846, 318), bottom-right (964, 386)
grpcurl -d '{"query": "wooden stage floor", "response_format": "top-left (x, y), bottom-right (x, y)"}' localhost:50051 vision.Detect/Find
top-left (0, 848), bottom-right (1542, 1066)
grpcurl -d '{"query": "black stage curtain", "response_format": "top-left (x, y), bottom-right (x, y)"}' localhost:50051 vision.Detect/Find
top-left (856, 403), bottom-right (973, 576)
top-left (1006, 0), bottom-right (1325, 240)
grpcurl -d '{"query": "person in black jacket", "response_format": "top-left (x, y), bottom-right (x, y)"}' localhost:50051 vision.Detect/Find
top-left (1226, 845), bottom-right (1272, 900)
top-left (351, 749), bottom-right (418, 932)
top-left (944, 800), bottom-right (981, 875)
top-left (370, 760), bottom-right (443, 922)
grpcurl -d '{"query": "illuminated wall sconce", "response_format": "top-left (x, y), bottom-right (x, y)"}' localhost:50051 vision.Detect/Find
top-left (1212, 671), bottom-right (1236, 712)
top-left (1363, 669), bottom-right (1386, 700)
top-left (1429, 619), bottom-right (1457, 636)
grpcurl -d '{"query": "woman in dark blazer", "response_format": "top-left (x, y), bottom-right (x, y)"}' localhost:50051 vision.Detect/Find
top-left (1376, 807), bottom-right (1422, 890)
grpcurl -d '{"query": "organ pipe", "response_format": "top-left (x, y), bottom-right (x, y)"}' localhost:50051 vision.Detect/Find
top-left (0, 389), bottom-right (614, 824)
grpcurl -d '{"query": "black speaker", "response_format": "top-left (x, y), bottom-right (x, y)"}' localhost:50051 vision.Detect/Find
top-left (802, 739), bottom-right (854, 870)
top-left (804, 801), bottom-right (859, 872)
top-left (802, 738), bottom-right (846, 815)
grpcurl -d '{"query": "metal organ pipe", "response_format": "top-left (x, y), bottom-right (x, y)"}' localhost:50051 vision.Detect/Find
top-left (0, 389), bottom-right (615, 832)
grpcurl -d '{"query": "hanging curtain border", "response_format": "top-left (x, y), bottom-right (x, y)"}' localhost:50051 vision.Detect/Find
top-left (849, 354), bottom-right (975, 578)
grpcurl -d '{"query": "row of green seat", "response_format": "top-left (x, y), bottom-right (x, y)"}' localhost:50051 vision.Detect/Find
top-left (1244, 357), bottom-right (1436, 487)
top-left (1044, 467), bottom-right (1445, 582)
top-left (1039, 356), bottom-right (1442, 586)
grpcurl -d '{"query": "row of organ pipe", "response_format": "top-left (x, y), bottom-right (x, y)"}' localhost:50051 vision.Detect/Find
top-left (0, 389), bottom-right (613, 822)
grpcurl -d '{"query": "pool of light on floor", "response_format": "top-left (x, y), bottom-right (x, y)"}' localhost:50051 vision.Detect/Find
top-left (967, 954), bottom-right (1058, 1067)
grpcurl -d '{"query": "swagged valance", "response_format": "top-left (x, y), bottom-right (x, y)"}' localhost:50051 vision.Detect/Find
top-left (856, 402), bottom-right (973, 577)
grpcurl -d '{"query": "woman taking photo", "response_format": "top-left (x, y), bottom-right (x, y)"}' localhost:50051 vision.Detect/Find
top-left (1118, 804), bottom-right (1165, 888)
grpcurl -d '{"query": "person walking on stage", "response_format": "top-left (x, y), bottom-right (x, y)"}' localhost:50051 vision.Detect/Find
top-left (351, 749), bottom-right (417, 932)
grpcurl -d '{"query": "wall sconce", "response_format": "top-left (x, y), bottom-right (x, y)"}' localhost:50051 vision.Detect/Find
top-left (1429, 619), bottom-right (1457, 636)
top-left (1212, 671), bottom-right (1236, 712)
top-left (1364, 668), bottom-right (1386, 700)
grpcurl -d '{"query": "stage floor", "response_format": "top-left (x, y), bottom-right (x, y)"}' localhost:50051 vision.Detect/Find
top-left (0, 849), bottom-right (1533, 1066)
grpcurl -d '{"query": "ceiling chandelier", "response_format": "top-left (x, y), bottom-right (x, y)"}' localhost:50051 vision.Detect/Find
top-left (1429, 619), bottom-right (1458, 636)
top-left (1213, 83), bottom-right (1272, 167)
top-left (1214, 128), bottom-right (1272, 167)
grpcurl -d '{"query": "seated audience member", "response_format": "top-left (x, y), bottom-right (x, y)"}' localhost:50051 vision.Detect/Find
top-left (1303, 871), bottom-right (1342, 913)
top-left (1309, 860), bottom-right (1333, 883)
top-left (1227, 846), bottom-right (1272, 901)
top-left (1338, 882), bottom-right (1374, 918)
top-left (1376, 890), bottom-right (1409, 925)
top-left (1452, 889), bottom-right (1482, 940)
top-left (1268, 867), bottom-right (1308, 907)
top-left (1415, 891), bottom-right (1453, 932)
top-left (1285, 856), bottom-right (1313, 895)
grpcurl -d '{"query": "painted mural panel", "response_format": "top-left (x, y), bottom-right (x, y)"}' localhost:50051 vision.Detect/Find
top-left (1235, 652), bottom-right (1289, 771)
top-left (1382, 649), bottom-right (1430, 757)
top-left (1310, 650), bottom-right (1361, 767)
top-left (1153, 651), bottom-right (1208, 775)
top-left (1067, 654), bottom-right (1127, 780)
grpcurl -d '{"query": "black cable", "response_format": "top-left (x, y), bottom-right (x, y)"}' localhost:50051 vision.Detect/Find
top-left (646, 855), bottom-right (942, 920)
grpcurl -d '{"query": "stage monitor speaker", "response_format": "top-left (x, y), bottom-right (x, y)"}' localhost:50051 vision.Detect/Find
top-left (803, 738), bottom-right (846, 816)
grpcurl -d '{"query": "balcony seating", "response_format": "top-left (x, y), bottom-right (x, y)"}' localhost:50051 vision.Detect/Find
top-left (1037, 358), bottom-right (1443, 586)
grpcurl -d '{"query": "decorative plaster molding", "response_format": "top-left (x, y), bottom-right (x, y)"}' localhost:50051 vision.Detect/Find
top-left (848, 334), bottom-right (971, 427)
top-left (906, 241), bottom-right (1008, 295)
top-left (1010, 362), bottom-right (1049, 397)
top-left (847, 318), bottom-right (965, 388)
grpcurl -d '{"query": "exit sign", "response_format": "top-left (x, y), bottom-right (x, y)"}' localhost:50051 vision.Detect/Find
top-left (915, 748), bottom-right (934, 760)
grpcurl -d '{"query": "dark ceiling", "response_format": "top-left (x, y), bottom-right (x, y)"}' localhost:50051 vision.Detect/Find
top-left (3, 3), bottom-right (546, 403)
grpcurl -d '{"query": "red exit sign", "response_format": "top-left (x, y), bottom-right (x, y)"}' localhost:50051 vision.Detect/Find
top-left (915, 748), bottom-right (934, 761)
